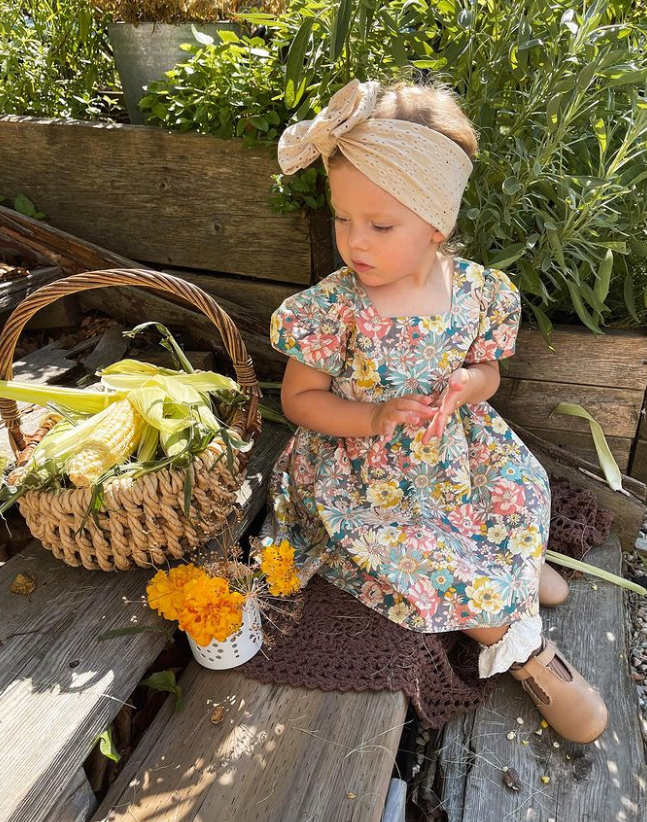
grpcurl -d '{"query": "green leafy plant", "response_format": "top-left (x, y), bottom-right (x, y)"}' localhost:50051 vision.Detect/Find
top-left (439, 0), bottom-right (647, 337)
top-left (95, 728), bottom-right (121, 762)
top-left (138, 0), bottom-right (647, 332)
top-left (0, 0), bottom-right (121, 119)
top-left (0, 194), bottom-right (46, 220)
top-left (140, 669), bottom-right (185, 711)
top-left (139, 28), bottom-right (290, 144)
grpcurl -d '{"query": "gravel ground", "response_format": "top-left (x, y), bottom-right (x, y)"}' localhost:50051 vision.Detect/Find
top-left (624, 527), bottom-right (647, 743)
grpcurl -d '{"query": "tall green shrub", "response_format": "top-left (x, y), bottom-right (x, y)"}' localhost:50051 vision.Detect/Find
top-left (0, 0), bottom-right (119, 119)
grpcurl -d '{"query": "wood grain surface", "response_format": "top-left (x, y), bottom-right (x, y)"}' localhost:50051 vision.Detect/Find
top-left (94, 665), bottom-right (407, 822)
top-left (0, 116), bottom-right (314, 283)
top-left (0, 421), bottom-right (291, 822)
top-left (435, 534), bottom-right (647, 822)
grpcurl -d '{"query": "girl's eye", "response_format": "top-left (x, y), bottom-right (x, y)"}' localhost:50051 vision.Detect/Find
top-left (372, 225), bottom-right (393, 233)
top-left (334, 216), bottom-right (349, 223)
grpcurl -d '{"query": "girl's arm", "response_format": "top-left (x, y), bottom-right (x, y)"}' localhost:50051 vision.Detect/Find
top-left (281, 358), bottom-right (436, 438)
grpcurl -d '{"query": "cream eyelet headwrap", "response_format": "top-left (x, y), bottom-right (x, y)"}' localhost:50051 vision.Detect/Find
top-left (278, 79), bottom-right (474, 237)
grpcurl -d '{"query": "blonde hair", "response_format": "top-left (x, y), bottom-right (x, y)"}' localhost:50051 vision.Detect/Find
top-left (328, 78), bottom-right (478, 250)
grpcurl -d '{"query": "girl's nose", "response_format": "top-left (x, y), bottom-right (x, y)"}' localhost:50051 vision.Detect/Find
top-left (348, 225), bottom-right (370, 252)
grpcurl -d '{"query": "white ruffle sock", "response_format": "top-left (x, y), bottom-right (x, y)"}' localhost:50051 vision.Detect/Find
top-left (478, 615), bottom-right (543, 678)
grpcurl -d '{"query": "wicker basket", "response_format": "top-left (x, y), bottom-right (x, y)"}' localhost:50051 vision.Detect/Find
top-left (0, 268), bottom-right (262, 571)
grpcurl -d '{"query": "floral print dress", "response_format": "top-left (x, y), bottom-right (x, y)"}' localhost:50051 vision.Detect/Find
top-left (263, 257), bottom-right (551, 634)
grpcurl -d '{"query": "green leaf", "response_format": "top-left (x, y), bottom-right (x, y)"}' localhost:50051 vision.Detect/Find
top-left (529, 304), bottom-right (555, 350)
top-left (285, 18), bottom-right (313, 109)
top-left (502, 177), bottom-right (521, 196)
top-left (330, 0), bottom-right (353, 63)
top-left (592, 117), bottom-right (607, 156)
top-left (549, 403), bottom-right (623, 491)
top-left (191, 25), bottom-right (214, 46)
top-left (96, 728), bottom-right (121, 762)
top-left (624, 271), bottom-right (641, 323)
top-left (13, 193), bottom-right (37, 217)
top-left (566, 281), bottom-right (602, 333)
top-left (629, 238), bottom-right (647, 258)
top-left (594, 249), bottom-right (613, 305)
top-left (140, 670), bottom-right (185, 712)
top-left (576, 61), bottom-right (598, 91)
top-left (546, 93), bottom-right (562, 132)
top-left (545, 550), bottom-right (645, 595)
top-left (545, 225), bottom-right (566, 270)
top-left (487, 243), bottom-right (526, 269)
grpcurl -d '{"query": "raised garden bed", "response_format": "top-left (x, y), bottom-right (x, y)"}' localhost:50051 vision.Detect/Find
top-left (495, 325), bottom-right (647, 477)
top-left (0, 115), bottom-right (334, 285)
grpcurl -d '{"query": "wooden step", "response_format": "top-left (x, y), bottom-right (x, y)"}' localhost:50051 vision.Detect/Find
top-left (430, 533), bottom-right (647, 821)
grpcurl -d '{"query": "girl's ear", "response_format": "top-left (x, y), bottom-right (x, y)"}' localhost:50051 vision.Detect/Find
top-left (431, 227), bottom-right (446, 244)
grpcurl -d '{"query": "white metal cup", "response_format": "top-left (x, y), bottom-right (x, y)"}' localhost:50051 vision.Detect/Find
top-left (187, 598), bottom-right (262, 670)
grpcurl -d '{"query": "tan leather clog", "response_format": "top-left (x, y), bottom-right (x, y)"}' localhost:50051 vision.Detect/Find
top-left (509, 637), bottom-right (608, 744)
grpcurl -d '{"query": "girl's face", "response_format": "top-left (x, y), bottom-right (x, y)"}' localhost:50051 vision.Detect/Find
top-left (328, 160), bottom-right (445, 290)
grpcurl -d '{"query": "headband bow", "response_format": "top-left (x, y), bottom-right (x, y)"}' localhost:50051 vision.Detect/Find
top-left (278, 79), bottom-right (473, 237)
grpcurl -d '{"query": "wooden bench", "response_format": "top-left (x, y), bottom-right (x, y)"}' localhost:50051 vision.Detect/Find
top-left (0, 420), bottom-right (409, 822)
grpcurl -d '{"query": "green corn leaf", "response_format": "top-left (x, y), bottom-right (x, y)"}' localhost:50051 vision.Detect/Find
top-left (128, 386), bottom-right (188, 434)
top-left (96, 728), bottom-right (121, 762)
top-left (285, 17), bottom-right (313, 109)
top-left (549, 402), bottom-right (623, 491)
top-left (122, 322), bottom-right (195, 374)
top-left (137, 424), bottom-right (160, 462)
top-left (545, 550), bottom-right (646, 596)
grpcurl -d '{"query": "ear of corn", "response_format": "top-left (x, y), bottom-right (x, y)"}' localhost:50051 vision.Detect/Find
top-left (67, 399), bottom-right (145, 487)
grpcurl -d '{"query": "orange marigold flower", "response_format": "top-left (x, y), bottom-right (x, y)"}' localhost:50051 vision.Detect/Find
top-left (260, 540), bottom-right (301, 596)
top-left (146, 563), bottom-right (204, 620)
top-left (178, 576), bottom-right (245, 646)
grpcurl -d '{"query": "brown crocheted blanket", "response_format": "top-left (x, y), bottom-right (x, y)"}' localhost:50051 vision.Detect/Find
top-left (241, 476), bottom-right (613, 729)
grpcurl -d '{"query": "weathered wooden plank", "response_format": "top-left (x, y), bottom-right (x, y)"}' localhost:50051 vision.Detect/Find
top-left (511, 423), bottom-right (646, 550)
top-left (42, 767), bottom-right (97, 822)
top-left (0, 116), bottom-right (314, 283)
top-left (78, 285), bottom-right (285, 381)
top-left (0, 266), bottom-right (66, 313)
top-left (630, 438), bottom-right (647, 485)
top-left (508, 325), bottom-right (647, 391)
top-left (494, 376), bottom-right (643, 440)
top-left (517, 426), bottom-right (632, 473)
top-left (79, 325), bottom-right (128, 374)
top-left (162, 266), bottom-right (300, 330)
top-left (435, 534), bottom-right (646, 822)
top-left (93, 664), bottom-right (407, 822)
top-left (0, 420), bottom-right (291, 822)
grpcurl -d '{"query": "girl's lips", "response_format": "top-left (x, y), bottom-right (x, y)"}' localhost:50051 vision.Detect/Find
top-left (352, 261), bottom-right (373, 273)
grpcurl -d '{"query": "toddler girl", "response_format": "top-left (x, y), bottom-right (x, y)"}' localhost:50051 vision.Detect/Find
top-left (263, 78), bottom-right (607, 743)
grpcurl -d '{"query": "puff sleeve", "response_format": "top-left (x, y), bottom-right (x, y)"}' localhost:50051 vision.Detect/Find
top-left (464, 267), bottom-right (521, 364)
top-left (270, 283), bottom-right (351, 376)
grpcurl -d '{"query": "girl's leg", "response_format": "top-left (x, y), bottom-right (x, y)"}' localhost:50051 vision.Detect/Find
top-left (463, 616), bottom-right (544, 679)
top-left (538, 562), bottom-right (569, 607)
top-left (462, 620), bottom-right (608, 744)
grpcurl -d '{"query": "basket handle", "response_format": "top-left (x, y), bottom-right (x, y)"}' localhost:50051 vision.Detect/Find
top-left (0, 268), bottom-right (261, 452)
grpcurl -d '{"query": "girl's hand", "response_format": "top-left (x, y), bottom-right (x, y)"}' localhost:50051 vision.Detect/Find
top-left (371, 394), bottom-right (436, 439)
top-left (422, 369), bottom-right (472, 444)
